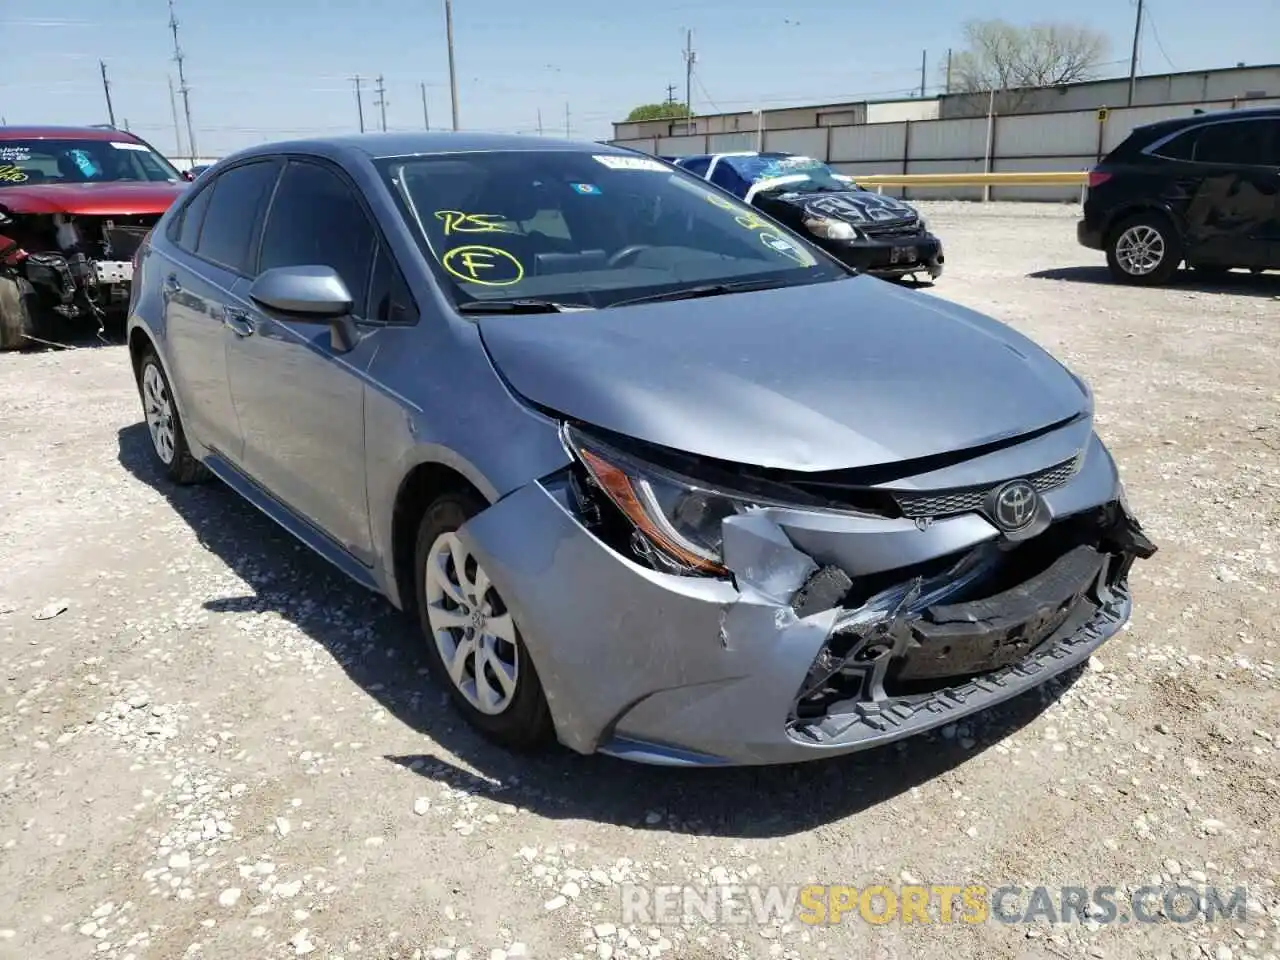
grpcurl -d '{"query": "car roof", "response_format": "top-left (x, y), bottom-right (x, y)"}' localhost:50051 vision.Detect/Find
top-left (0, 124), bottom-right (146, 142)
top-left (219, 132), bottom-right (636, 166)
top-left (1132, 104), bottom-right (1280, 136)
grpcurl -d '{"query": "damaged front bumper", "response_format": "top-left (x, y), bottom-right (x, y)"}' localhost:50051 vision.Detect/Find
top-left (458, 431), bottom-right (1156, 767)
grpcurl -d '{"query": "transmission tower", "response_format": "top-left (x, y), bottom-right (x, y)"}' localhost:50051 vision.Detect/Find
top-left (167, 0), bottom-right (197, 163)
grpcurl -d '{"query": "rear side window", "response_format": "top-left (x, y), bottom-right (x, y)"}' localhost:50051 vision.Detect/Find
top-left (1150, 129), bottom-right (1196, 161)
top-left (173, 183), bottom-right (214, 251)
top-left (1190, 120), bottom-right (1268, 166)
top-left (681, 157), bottom-right (711, 177)
top-left (196, 160), bottom-right (280, 274)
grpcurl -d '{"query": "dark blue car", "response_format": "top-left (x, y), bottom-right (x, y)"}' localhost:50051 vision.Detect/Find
top-left (673, 151), bottom-right (944, 281)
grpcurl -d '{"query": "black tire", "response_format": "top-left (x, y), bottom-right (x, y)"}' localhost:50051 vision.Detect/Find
top-left (0, 275), bottom-right (32, 351)
top-left (1105, 212), bottom-right (1183, 286)
top-left (413, 490), bottom-right (554, 750)
top-left (137, 348), bottom-right (210, 484)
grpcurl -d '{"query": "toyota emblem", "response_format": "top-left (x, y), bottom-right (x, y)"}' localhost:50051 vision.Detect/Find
top-left (991, 479), bottom-right (1039, 531)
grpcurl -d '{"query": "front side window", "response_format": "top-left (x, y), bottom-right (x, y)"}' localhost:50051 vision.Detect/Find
top-left (196, 161), bottom-right (280, 274)
top-left (257, 161), bottom-right (378, 313)
top-left (0, 137), bottom-right (182, 186)
top-left (378, 150), bottom-right (843, 309)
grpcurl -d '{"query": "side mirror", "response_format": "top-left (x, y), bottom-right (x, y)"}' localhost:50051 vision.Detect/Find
top-left (248, 265), bottom-right (361, 352)
top-left (182, 169), bottom-right (195, 181)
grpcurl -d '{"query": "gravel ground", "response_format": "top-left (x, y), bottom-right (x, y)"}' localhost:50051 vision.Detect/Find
top-left (1, 201), bottom-right (1278, 960)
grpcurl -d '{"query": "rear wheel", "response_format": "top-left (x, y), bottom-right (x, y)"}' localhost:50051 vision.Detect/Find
top-left (1105, 213), bottom-right (1182, 286)
top-left (413, 490), bottom-right (554, 750)
top-left (137, 349), bottom-right (210, 484)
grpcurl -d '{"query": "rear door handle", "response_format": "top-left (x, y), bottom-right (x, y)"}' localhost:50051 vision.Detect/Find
top-left (164, 274), bottom-right (181, 294)
top-left (224, 311), bottom-right (256, 338)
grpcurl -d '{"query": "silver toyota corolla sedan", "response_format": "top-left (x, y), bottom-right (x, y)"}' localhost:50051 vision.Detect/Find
top-left (125, 133), bottom-right (1156, 766)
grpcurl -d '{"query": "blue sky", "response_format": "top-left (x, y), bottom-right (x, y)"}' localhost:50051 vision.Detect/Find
top-left (3, 0), bottom-right (1276, 158)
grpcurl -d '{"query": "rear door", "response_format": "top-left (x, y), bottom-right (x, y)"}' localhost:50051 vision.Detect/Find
top-left (159, 158), bottom-right (280, 460)
top-left (225, 157), bottom-right (384, 561)
top-left (1171, 117), bottom-right (1280, 268)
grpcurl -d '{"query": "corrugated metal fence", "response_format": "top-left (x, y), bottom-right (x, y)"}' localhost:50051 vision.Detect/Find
top-left (611, 97), bottom-right (1280, 201)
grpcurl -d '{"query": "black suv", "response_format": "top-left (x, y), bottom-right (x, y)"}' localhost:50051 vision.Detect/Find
top-left (1077, 106), bottom-right (1280, 285)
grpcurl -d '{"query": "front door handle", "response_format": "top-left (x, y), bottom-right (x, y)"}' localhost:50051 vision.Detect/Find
top-left (224, 311), bottom-right (256, 338)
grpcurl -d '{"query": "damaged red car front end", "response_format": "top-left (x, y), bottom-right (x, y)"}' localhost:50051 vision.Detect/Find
top-left (0, 126), bottom-right (189, 349)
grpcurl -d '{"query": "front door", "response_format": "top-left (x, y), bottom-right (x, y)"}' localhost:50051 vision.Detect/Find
top-left (225, 159), bottom-right (381, 562)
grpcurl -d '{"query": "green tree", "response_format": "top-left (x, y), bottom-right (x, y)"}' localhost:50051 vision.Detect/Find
top-left (625, 102), bottom-right (693, 122)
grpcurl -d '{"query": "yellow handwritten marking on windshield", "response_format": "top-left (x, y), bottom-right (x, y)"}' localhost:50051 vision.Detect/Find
top-left (704, 194), bottom-right (737, 212)
top-left (0, 165), bottom-right (29, 184)
top-left (435, 210), bottom-right (515, 236)
top-left (759, 231), bottom-right (815, 266)
top-left (734, 211), bottom-right (771, 231)
top-left (441, 245), bottom-right (524, 286)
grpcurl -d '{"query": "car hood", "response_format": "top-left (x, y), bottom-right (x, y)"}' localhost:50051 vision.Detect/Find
top-left (478, 276), bottom-right (1089, 472)
top-left (0, 182), bottom-right (187, 216)
top-left (769, 188), bottom-right (919, 226)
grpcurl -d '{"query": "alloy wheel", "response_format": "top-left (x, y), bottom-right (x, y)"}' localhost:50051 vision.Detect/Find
top-left (1114, 224), bottom-right (1166, 276)
top-left (423, 531), bottom-right (520, 715)
top-left (142, 362), bottom-right (177, 465)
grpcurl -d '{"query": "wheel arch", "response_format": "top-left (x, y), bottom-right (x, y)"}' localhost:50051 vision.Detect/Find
top-left (390, 460), bottom-right (491, 614)
top-left (1101, 201), bottom-right (1183, 246)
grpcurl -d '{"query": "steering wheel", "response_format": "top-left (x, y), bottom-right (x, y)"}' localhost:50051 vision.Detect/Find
top-left (607, 244), bottom-right (653, 268)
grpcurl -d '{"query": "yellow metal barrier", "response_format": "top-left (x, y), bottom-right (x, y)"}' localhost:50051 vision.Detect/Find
top-left (837, 171), bottom-right (1088, 187)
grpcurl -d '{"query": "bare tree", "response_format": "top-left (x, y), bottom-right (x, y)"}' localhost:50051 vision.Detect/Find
top-left (945, 19), bottom-right (1110, 115)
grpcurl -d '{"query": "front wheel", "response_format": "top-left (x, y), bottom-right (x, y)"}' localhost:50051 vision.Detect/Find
top-left (413, 491), bottom-right (554, 750)
top-left (1105, 214), bottom-right (1183, 286)
top-left (0, 275), bottom-right (32, 351)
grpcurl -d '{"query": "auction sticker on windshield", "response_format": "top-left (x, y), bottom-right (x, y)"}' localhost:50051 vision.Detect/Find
top-left (109, 141), bottom-right (153, 151)
top-left (592, 155), bottom-right (669, 172)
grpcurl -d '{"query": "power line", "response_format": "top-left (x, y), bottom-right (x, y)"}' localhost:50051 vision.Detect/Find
top-left (167, 0), bottom-right (197, 165)
top-left (374, 74), bottom-right (388, 132)
top-left (352, 76), bottom-right (365, 132)
top-left (1144, 2), bottom-right (1178, 71)
top-left (99, 60), bottom-right (116, 128)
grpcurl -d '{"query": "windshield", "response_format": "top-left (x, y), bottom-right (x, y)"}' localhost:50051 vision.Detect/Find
top-left (377, 150), bottom-right (847, 309)
top-left (727, 154), bottom-right (851, 195)
top-left (0, 138), bottom-right (183, 187)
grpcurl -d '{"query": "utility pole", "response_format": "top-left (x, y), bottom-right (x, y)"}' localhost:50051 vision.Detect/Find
top-left (1127, 0), bottom-right (1144, 106)
top-left (167, 74), bottom-right (186, 157)
top-left (374, 75), bottom-right (388, 132)
top-left (420, 82), bottom-right (430, 130)
top-left (564, 102), bottom-right (570, 138)
top-left (537, 108), bottom-right (543, 135)
top-left (945, 49), bottom-right (953, 95)
top-left (352, 75), bottom-right (365, 132)
top-left (167, 0), bottom-right (197, 165)
top-left (665, 84), bottom-right (677, 106)
top-left (920, 50), bottom-right (927, 98)
top-left (444, 0), bottom-right (460, 129)
top-left (683, 30), bottom-right (696, 125)
top-left (99, 61), bottom-right (117, 128)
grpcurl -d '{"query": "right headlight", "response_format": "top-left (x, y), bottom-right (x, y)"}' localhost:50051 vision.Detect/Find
top-left (803, 217), bottom-right (860, 241)
top-left (563, 424), bottom-right (756, 575)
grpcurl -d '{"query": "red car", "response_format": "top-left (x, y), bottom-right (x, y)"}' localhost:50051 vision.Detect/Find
top-left (0, 125), bottom-right (192, 349)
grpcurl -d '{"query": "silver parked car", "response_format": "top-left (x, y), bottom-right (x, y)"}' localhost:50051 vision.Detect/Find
top-left (126, 133), bottom-right (1156, 766)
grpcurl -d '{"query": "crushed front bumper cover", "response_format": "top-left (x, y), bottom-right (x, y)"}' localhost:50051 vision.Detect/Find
top-left (459, 432), bottom-right (1156, 766)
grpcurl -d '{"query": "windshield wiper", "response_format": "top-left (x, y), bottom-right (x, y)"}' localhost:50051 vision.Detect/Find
top-left (606, 278), bottom-right (796, 308)
top-left (456, 299), bottom-right (592, 314)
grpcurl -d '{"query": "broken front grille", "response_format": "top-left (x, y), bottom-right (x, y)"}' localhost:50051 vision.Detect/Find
top-left (891, 454), bottom-right (1081, 520)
